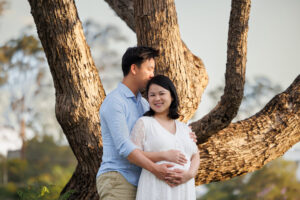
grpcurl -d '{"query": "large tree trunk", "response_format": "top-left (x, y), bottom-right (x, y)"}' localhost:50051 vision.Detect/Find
top-left (134, 0), bottom-right (208, 122)
top-left (105, 0), bottom-right (248, 128)
top-left (27, 0), bottom-right (300, 199)
top-left (27, 0), bottom-right (104, 199)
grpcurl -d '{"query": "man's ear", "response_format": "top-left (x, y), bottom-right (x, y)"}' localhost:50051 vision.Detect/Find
top-left (130, 64), bottom-right (137, 75)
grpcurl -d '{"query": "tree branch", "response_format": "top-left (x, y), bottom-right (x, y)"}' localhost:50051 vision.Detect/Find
top-left (103, 0), bottom-right (135, 31)
top-left (196, 74), bottom-right (300, 184)
top-left (104, 0), bottom-right (209, 121)
top-left (191, 0), bottom-right (251, 142)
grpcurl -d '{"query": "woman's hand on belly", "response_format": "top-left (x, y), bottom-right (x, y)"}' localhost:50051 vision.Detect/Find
top-left (162, 149), bottom-right (187, 166)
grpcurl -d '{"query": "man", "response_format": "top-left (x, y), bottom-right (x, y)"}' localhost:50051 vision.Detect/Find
top-left (96, 46), bottom-right (195, 200)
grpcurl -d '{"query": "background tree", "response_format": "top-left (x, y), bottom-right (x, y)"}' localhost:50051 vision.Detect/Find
top-left (82, 19), bottom-right (128, 92)
top-left (0, 0), bottom-right (6, 16)
top-left (0, 30), bottom-right (52, 158)
top-left (26, 0), bottom-right (300, 199)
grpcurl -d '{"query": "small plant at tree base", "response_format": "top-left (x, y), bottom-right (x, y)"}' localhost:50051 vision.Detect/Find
top-left (17, 184), bottom-right (75, 200)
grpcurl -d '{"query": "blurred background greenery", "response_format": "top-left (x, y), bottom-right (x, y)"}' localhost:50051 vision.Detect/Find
top-left (0, 135), bottom-right (76, 199)
top-left (0, 0), bottom-right (299, 199)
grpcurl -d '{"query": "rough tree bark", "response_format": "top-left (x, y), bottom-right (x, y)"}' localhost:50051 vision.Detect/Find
top-left (196, 75), bottom-right (300, 184)
top-left (134, 0), bottom-right (208, 121)
top-left (27, 0), bottom-right (300, 199)
top-left (27, 0), bottom-right (104, 199)
top-left (105, 0), bottom-right (209, 122)
top-left (106, 0), bottom-right (248, 133)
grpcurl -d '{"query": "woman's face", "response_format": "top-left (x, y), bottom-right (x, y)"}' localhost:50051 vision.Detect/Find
top-left (148, 83), bottom-right (173, 115)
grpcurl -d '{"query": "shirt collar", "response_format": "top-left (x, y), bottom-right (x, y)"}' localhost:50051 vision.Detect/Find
top-left (118, 82), bottom-right (142, 101)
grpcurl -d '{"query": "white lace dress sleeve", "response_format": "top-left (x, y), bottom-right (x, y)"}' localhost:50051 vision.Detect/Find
top-left (130, 118), bottom-right (146, 150)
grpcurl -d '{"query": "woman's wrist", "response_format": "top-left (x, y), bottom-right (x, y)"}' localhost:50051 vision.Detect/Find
top-left (161, 151), bottom-right (167, 161)
top-left (188, 169), bottom-right (196, 179)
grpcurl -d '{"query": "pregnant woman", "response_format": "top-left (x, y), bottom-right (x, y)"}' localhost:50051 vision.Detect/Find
top-left (131, 75), bottom-right (200, 200)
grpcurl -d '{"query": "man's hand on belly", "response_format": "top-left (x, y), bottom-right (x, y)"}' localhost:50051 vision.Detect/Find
top-left (164, 168), bottom-right (192, 187)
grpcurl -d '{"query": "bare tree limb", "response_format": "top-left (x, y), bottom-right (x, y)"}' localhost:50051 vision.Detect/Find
top-left (104, 0), bottom-right (135, 31)
top-left (191, 0), bottom-right (251, 142)
top-left (196, 74), bottom-right (300, 184)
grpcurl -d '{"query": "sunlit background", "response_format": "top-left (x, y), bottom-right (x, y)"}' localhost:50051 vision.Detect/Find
top-left (0, 0), bottom-right (299, 199)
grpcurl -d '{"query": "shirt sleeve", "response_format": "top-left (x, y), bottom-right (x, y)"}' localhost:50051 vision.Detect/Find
top-left (101, 99), bottom-right (137, 158)
top-left (130, 118), bottom-right (146, 150)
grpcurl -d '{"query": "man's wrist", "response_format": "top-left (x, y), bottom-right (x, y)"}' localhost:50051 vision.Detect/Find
top-left (148, 162), bottom-right (158, 174)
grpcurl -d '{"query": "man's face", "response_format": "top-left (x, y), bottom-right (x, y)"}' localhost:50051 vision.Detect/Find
top-left (135, 58), bottom-right (155, 89)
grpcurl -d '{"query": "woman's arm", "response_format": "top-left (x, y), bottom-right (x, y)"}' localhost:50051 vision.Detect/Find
top-left (142, 150), bottom-right (187, 165)
top-left (187, 151), bottom-right (200, 178)
top-left (130, 118), bottom-right (187, 165)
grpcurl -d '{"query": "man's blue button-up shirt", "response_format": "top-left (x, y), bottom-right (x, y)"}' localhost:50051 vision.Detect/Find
top-left (96, 82), bottom-right (149, 186)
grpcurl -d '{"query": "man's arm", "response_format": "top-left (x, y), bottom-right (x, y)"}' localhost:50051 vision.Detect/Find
top-left (101, 100), bottom-right (137, 158)
top-left (127, 149), bottom-right (174, 181)
top-left (102, 101), bottom-right (174, 181)
top-left (189, 126), bottom-right (197, 142)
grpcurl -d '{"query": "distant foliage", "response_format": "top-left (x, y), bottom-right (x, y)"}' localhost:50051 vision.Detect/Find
top-left (0, 135), bottom-right (76, 200)
top-left (0, 0), bottom-right (6, 16)
top-left (199, 154), bottom-right (300, 200)
top-left (208, 76), bottom-right (282, 120)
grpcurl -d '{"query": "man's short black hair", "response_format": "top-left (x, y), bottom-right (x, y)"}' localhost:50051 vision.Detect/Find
top-left (122, 46), bottom-right (159, 76)
top-left (144, 75), bottom-right (180, 119)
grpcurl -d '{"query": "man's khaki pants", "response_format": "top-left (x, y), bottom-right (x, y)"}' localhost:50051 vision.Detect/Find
top-left (96, 171), bottom-right (137, 200)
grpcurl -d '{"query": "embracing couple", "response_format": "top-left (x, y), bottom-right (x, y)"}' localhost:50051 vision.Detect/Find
top-left (96, 46), bottom-right (200, 200)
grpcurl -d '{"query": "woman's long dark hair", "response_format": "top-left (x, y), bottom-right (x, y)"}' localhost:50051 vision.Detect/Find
top-left (144, 75), bottom-right (180, 119)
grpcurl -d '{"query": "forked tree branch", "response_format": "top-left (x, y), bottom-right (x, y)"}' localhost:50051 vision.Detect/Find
top-left (196, 74), bottom-right (300, 184)
top-left (191, 0), bottom-right (250, 142)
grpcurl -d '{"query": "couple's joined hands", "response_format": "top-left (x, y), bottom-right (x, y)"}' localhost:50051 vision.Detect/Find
top-left (148, 130), bottom-right (197, 187)
top-left (153, 163), bottom-right (192, 187)
top-left (154, 148), bottom-right (193, 187)
top-left (165, 168), bottom-right (192, 187)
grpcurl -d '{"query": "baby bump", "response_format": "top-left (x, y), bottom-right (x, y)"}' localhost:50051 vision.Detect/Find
top-left (156, 160), bottom-right (191, 171)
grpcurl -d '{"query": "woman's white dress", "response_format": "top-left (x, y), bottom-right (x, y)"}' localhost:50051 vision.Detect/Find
top-left (131, 116), bottom-right (198, 200)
